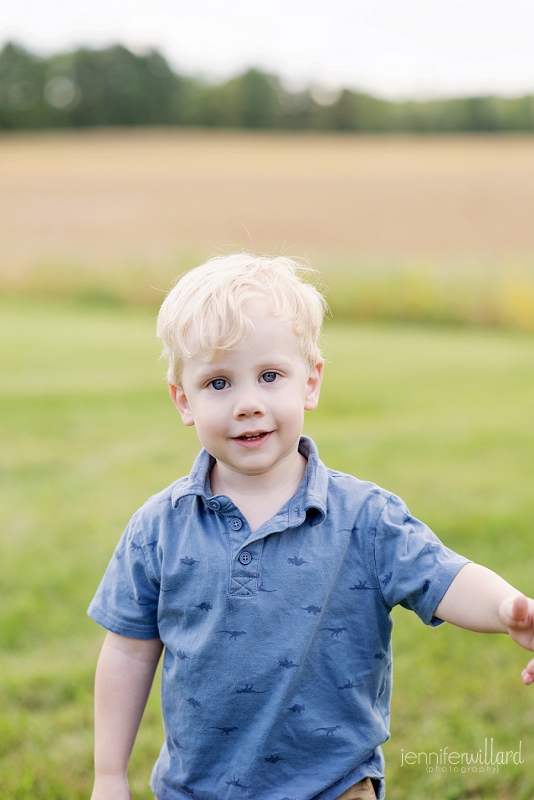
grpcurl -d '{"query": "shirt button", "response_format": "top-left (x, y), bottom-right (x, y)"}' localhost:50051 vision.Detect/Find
top-left (230, 518), bottom-right (243, 530)
top-left (208, 500), bottom-right (221, 511)
top-left (239, 551), bottom-right (252, 565)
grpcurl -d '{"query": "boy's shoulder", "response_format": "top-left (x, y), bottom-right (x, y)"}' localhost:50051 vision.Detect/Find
top-left (322, 462), bottom-right (401, 523)
top-left (326, 464), bottom-right (384, 494)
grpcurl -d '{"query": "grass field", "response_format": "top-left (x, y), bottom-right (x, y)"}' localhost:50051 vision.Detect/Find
top-left (1, 299), bottom-right (534, 799)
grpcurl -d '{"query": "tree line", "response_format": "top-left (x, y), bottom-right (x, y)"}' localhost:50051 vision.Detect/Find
top-left (2, 41), bottom-right (534, 132)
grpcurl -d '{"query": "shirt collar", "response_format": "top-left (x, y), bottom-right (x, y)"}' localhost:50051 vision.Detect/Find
top-left (171, 436), bottom-right (327, 525)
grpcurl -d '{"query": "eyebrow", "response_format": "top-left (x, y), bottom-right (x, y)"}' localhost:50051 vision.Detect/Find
top-left (193, 358), bottom-right (294, 380)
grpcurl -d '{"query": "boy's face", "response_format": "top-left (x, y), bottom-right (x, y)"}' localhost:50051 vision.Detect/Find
top-left (169, 311), bottom-right (323, 481)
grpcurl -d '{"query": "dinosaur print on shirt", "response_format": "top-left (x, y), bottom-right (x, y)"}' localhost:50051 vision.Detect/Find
top-left (349, 580), bottom-right (375, 591)
top-left (226, 777), bottom-right (249, 789)
top-left (320, 627), bottom-right (347, 638)
top-left (287, 556), bottom-right (308, 566)
top-left (211, 726), bottom-right (238, 735)
top-left (314, 725), bottom-right (341, 736)
top-left (219, 630), bottom-right (247, 640)
top-left (236, 683), bottom-right (267, 694)
top-left (279, 658), bottom-right (299, 669)
top-left (288, 703), bottom-right (305, 713)
top-left (302, 605), bottom-right (322, 615)
top-left (338, 679), bottom-right (361, 690)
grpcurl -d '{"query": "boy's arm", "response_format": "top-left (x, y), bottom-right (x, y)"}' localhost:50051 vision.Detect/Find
top-left (91, 631), bottom-right (163, 800)
top-left (434, 562), bottom-right (534, 685)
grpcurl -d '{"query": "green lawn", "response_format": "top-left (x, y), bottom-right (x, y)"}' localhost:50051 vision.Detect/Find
top-left (1, 299), bottom-right (534, 799)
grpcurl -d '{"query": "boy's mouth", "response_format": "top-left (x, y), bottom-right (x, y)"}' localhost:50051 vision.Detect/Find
top-left (234, 431), bottom-right (270, 441)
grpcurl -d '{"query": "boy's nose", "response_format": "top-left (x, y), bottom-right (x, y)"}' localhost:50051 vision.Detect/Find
top-left (233, 387), bottom-right (265, 418)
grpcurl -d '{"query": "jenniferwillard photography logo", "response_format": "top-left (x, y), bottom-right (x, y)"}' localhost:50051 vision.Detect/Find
top-left (400, 739), bottom-right (524, 774)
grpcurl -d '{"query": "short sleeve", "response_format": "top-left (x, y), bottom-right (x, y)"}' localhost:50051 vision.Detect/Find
top-left (87, 512), bottom-right (161, 639)
top-left (374, 494), bottom-right (470, 626)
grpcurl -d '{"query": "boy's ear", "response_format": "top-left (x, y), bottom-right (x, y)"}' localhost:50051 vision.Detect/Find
top-left (304, 361), bottom-right (323, 411)
top-left (169, 385), bottom-right (195, 426)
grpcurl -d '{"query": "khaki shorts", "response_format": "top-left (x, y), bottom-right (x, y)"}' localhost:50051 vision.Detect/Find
top-left (156, 777), bottom-right (377, 800)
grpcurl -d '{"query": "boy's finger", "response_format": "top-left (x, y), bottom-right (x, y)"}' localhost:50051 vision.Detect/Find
top-left (511, 594), bottom-right (529, 621)
top-left (502, 594), bottom-right (529, 628)
top-left (521, 658), bottom-right (534, 685)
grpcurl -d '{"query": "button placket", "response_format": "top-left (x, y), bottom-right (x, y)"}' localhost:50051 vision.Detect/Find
top-left (226, 516), bottom-right (262, 597)
top-left (229, 552), bottom-right (259, 595)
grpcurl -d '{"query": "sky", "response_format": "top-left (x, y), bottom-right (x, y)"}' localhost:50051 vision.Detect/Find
top-left (2, 0), bottom-right (534, 100)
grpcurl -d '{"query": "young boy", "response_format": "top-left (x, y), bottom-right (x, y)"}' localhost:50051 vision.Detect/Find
top-left (88, 253), bottom-right (534, 800)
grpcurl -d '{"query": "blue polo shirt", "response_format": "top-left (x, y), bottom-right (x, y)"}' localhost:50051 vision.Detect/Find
top-left (88, 437), bottom-right (469, 800)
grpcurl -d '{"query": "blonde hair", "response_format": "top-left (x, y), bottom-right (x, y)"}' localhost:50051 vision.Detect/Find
top-left (157, 253), bottom-right (327, 386)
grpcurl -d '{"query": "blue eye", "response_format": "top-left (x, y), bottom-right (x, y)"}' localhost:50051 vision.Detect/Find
top-left (210, 379), bottom-right (228, 390)
top-left (262, 372), bottom-right (277, 383)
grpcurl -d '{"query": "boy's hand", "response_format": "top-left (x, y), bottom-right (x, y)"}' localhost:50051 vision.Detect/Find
top-left (499, 594), bottom-right (534, 685)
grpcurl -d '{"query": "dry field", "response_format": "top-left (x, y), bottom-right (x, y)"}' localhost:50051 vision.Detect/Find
top-left (2, 128), bottom-right (534, 267)
top-left (1, 128), bottom-right (534, 327)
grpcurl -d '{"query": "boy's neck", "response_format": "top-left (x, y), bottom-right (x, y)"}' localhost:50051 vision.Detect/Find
top-left (210, 450), bottom-right (307, 533)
